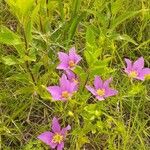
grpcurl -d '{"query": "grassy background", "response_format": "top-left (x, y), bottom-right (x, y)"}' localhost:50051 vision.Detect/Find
top-left (0, 0), bottom-right (150, 149)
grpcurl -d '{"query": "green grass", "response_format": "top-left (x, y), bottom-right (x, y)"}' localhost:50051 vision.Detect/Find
top-left (0, 0), bottom-right (150, 149)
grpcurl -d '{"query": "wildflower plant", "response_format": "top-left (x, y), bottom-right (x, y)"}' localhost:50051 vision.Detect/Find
top-left (47, 74), bottom-right (77, 101)
top-left (38, 117), bottom-right (71, 150)
top-left (86, 76), bottom-right (118, 101)
top-left (57, 47), bottom-right (82, 70)
top-left (124, 57), bottom-right (150, 81)
top-left (1, 0), bottom-right (150, 150)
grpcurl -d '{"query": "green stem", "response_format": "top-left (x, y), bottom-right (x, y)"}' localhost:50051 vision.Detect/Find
top-left (23, 27), bottom-right (36, 85)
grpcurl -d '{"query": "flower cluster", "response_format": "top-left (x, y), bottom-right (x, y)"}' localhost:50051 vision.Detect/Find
top-left (47, 47), bottom-right (81, 101)
top-left (38, 47), bottom-right (150, 149)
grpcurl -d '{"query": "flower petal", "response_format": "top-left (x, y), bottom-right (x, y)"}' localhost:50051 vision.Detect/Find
top-left (86, 85), bottom-right (96, 96)
top-left (124, 58), bottom-right (132, 73)
top-left (52, 117), bottom-right (61, 133)
top-left (141, 68), bottom-right (150, 75)
top-left (61, 125), bottom-right (71, 136)
top-left (37, 131), bottom-right (55, 147)
top-left (47, 86), bottom-right (62, 100)
top-left (133, 57), bottom-right (144, 71)
top-left (57, 142), bottom-right (64, 150)
top-left (103, 78), bottom-right (112, 88)
top-left (60, 74), bottom-right (71, 91)
top-left (96, 96), bottom-right (105, 101)
top-left (94, 76), bottom-right (103, 89)
top-left (57, 52), bottom-right (69, 70)
top-left (105, 88), bottom-right (118, 97)
top-left (65, 70), bottom-right (79, 91)
top-left (58, 52), bottom-right (69, 62)
top-left (57, 63), bottom-right (69, 70)
top-left (60, 74), bottom-right (77, 93)
top-left (69, 47), bottom-right (82, 64)
top-left (137, 68), bottom-right (150, 81)
top-left (65, 70), bottom-right (76, 81)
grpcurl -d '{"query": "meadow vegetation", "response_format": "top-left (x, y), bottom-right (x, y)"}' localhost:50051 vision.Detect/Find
top-left (0, 0), bottom-right (150, 149)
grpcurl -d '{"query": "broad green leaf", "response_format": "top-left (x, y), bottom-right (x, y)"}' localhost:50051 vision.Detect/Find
top-left (6, 0), bottom-right (34, 21)
top-left (24, 20), bottom-right (32, 44)
top-left (84, 26), bottom-right (101, 65)
top-left (0, 26), bottom-right (25, 56)
top-left (84, 50), bottom-right (96, 65)
top-left (86, 26), bottom-right (96, 50)
top-left (1, 55), bottom-right (20, 65)
top-left (0, 26), bottom-right (22, 45)
top-left (16, 0), bottom-right (34, 16)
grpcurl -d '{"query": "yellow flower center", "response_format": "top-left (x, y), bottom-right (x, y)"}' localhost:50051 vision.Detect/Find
top-left (61, 91), bottom-right (69, 98)
top-left (129, 71), bottom-right (138, 78)
top-left (96, 89), bottom-right (105, 96)
top-left (52, 133), bottom-right (63, 144)
top-left (69, 60), bottom-right (75, 67)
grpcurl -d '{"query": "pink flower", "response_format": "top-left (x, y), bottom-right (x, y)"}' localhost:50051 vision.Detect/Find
top-left (86, 76), bottom-right (118, 101)
top-left (38, 117), bottom-right (71, 150)
top-left (124, 57), bottom-right (150, 81)
top-left (47, 74), bottom-right (77, 101)
top-left (57, 47), bottom-right (82, 70)
top-left (65, 70), bottom-right (79, 90)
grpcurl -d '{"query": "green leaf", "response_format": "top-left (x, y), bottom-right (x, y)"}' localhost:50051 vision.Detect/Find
top-left (24, 20), bottom-right (32, 44)
top-left (84, 50), bottom-right (96, 65)
top-left (6, 0), bottom-right (34, 21)
top-left (113, 34), bottom-right (138, 45)
top-left (89, 59), bottom-right (113, 76)
top-left (0, 26), bottom-right (25, 56)
top-left (86, 26), bottom-right (97, 51)
top-left (77, 136), bottom-right (90, 149)
top-left (0, 26), bottom-right (22, 45)
top-left (68, 12), bottom-right (85, 43)
top-left (84, 26), bottom-right (101, 65)
top-left (71, 0), bottom-right (82, 17)
top-left (16, 0), bottom-right (34, 16)
top-left (109, 10), bottom-right (144, 33)
top-left (1, 55), bottom-right (19, 65)
top-left (31, 4), bottom-right (40, 25)
top-left (84, 104), bottom-right (102, 116)
top-left (111, 0), bottom-right (123, 15)
top-left (82, 103), bottom-right (104, 121)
